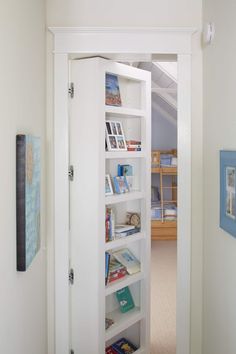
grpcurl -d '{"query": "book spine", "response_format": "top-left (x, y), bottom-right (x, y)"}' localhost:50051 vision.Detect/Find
top-left (16, 135), bottom-right (26, 271)
top-left (117, 164), bottom-right (122, 177)
top-left (113, 177), bottom-right (120, 194)
top-left (111, 209), bottom-right (115, 240)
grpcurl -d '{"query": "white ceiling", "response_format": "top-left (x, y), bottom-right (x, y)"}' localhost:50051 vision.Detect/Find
top-left (138, 61), bottom-right (177, 124)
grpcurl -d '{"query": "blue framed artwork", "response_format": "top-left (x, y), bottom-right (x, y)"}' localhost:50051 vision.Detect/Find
top-left (16, 135), bottom-right (41, 271)
top-left (220, 150), bottom-right (236, 237)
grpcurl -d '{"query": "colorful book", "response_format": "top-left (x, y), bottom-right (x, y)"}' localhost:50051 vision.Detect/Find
top-left (106, 346), bottom-right (118, 353)
top-left (115, 227), bottom-right (140, 238)
top-left (106, 74), bottom-right (122, 106)
top-left (108, 258), bottom-right (127, 283)
top-left (105, 252), bottom-right (110, 285)
top-left (111, 337), bottom-right (137, 353)
top-left (116, 286), bottom-right (135, 313)
top-left (113, 248), bottom-right (140, 275)
top-left (115, 224), bottom-right (135, 233)
top-left (117, 164), bottom-right (134, 190)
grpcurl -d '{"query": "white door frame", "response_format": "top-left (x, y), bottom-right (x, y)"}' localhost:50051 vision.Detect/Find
top-left (49, 27), bottom-right (196, 354)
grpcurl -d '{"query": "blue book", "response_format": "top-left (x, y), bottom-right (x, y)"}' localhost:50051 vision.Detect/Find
top-left (121, 164), bottom-right (133, 176)
top-left (117, 164), bottom-right (122, 177)
top-left (105, 252), bottom-right (110, 285)
top-left (112, 337), bottom-right (137, 353)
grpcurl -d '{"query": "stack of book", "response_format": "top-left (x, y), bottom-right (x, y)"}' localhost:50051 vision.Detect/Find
top-left (106, 208), bottom-right (115, 242)
top-left (113, 248), bottom-right (141, 275)
top-left (126, 140), bottom-right (141, 151)
top-left (115, 224), bottom-right (140, 238)
top-left (105, 248), bottom-right (141, 285)
top-left (106, 337), bottom-right (137, 353)
top-left (106, 255), bottom-right (127, 284)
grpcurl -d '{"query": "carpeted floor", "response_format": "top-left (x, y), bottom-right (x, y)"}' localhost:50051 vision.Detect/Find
top-left (150, 240), bottom-right (177, 354)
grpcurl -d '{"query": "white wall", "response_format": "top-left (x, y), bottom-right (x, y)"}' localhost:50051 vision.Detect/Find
top-left (47, 0), bottom-right (201, 27)
top-left (203, 1), bottom-right (236, 353)
top-left (0, 1), bottom-right (47, 354)
top-left (47, 2), bottom-right (203, 354)
top-left (151, 109), bottom-right (177, 150)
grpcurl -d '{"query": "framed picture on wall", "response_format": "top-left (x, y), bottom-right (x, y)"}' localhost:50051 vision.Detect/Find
top-left (220, 150), bottom-right (236, 237)
top-left (16, 134), bottom-right (41, 271)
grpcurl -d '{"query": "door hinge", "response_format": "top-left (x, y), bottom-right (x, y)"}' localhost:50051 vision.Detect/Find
top-left (69, 268), bottom-right (74, 285)
top-left (68, 165), bottom-right (74, 181)
top-left (69, 82), bottom-right (74, 98)
top-left (70, 350), bottom-right (74, 354)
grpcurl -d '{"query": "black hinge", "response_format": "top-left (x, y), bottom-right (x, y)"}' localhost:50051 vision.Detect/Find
top-left (69, 268), bottom-right (74, 285)
top-left (68, 165), bottom-right (74, 181)
top-left (70, 350), bottom-right (74, 354)
top-left (69, 82), bottom-right (74, 98)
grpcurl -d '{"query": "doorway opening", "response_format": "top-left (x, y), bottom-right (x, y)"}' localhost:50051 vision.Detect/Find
top-left (123, 61), bottom-right (177, 354)
top-left (50, 25), bottom-right (193, 354)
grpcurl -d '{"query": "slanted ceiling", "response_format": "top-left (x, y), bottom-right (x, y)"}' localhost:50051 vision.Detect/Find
top-left (138, 62), bottom-right (177, 126)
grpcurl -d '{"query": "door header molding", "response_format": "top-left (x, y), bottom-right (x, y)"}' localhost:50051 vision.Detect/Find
top-left (49, 26), bottom-right (198, 55)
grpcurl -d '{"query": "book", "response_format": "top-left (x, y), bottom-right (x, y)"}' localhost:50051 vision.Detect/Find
top-left (111, 338), bottom-right (137, 353)
top-left (106, 73), bottom-right (122, 106)
top-left (105, 252), bottom-right (110, 285)
top-left (116, 286), bottom-right (135, 313)
top-left (115, 224), bottom-right (135, 233)
top-left (127, 147), bottom-right (141, 151)
top-left (106, 346), bottom-right (118, 353)
top-left (108, 258), bottom-right (127, 283)
top-left (113, 249), bottom-right (140, 275)
top-left (117, 164), bottom-right (133, 190)
top-left (126, 140), bottom-right (141, 145)
top-left (115, 227), bottom-right (141, 238)
top-left (126, 140), bottom-right (142, 152)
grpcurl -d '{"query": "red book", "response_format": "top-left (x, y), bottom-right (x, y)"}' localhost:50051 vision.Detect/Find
top-left (106, 346), bottom-right (118, 354)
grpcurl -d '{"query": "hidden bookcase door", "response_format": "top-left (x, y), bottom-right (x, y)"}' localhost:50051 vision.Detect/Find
top-left (69, 57), bottom-right (151, 354)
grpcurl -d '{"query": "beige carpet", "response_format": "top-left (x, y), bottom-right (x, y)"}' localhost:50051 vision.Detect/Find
top-left (150, 240), bottom-right (177, 354)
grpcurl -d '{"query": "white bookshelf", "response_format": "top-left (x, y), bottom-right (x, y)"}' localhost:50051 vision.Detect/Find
top-left (105, 105), bottom-right (146, 118)
top-left (105, 151), bottom-right (145, 159)
top-left (105, 232), bottom-right (145, 251)
top-left (105, 191), bottom-right (145, 205)
top-left (105, 307), bottom-right (143, 341)
top-left (105, 272), bottom-right (145, 296)
top-left (69, 58), bottom-right (151, 353)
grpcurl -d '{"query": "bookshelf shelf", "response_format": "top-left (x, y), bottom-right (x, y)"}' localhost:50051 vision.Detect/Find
top-left (105, 151), bottom-right (145, 159)
top-left (105, 191), bottom-right (144, 205)
top-left (134, 349), bottom-right (145, 354)
top-left (105, 272), bottom-right (144, 296)
top-left (105, 307), bottom-right (143, 341)
top-left (69, 58), bottom-right (151, 353)
top-left (105, 232), bottom-right (145, 251)
top-left (105, 105), bottom-right (145, 118)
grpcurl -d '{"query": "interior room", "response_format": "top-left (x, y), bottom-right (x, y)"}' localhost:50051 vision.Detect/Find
top-left (3, 1), bottom-right (236, 354)
top-left (139, 61), bottom-right (177, 354)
